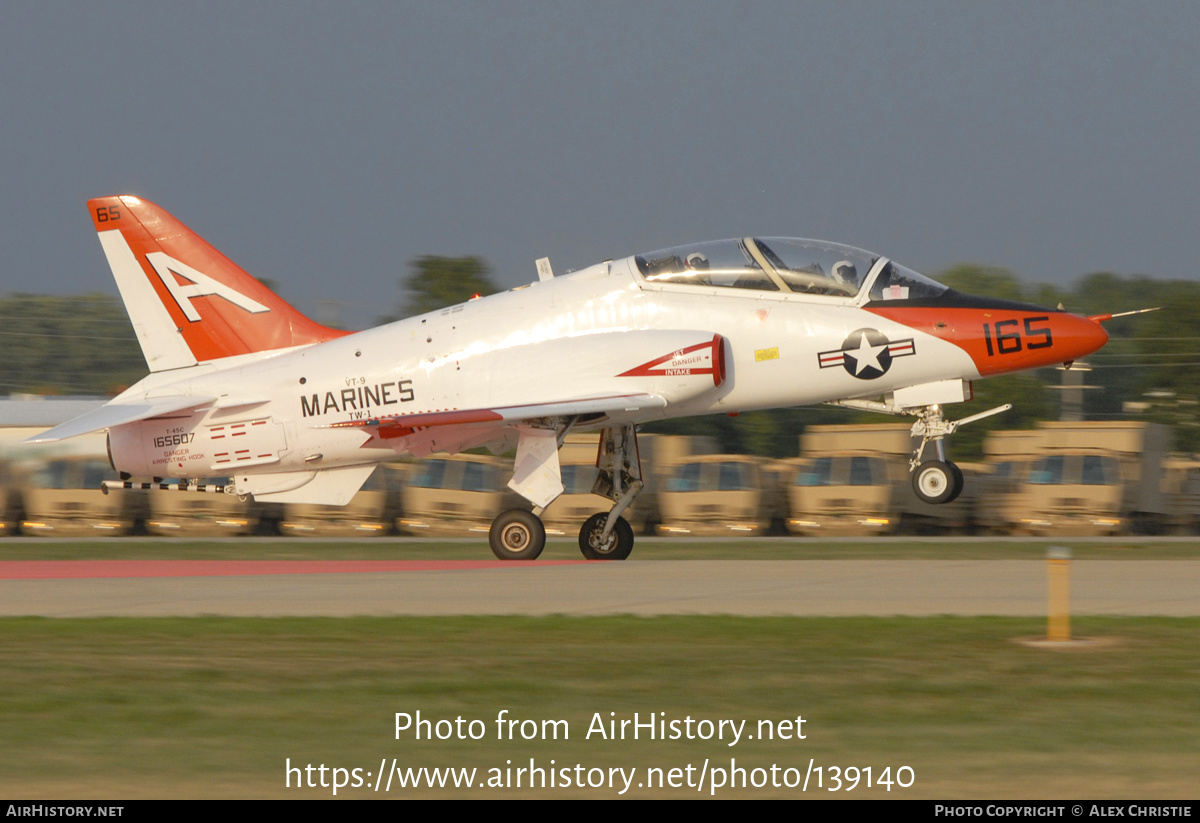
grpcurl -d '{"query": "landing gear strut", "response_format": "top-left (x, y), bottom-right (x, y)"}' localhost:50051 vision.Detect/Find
top-left (578, 424), bottom-right (644, 560)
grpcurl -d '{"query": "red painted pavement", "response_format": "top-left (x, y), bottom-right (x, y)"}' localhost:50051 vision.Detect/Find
top-left (0, 560), bottom-right (587, 580)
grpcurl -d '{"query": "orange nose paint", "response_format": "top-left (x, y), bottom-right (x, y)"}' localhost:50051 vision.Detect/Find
top-left (865, 307), bottom-right (1108, 376)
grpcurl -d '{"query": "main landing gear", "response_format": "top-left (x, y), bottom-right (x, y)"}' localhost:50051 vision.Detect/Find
top-left (579, 512), bottom-right (635, 560)
top-left (487, 423), bottom-right (644, 561)
top-left (489, 509), bottom-right (546, 560)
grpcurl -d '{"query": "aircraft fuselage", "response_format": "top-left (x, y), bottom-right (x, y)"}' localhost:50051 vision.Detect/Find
top-left (32, 198), bottom-right (1111, 558)
top-left (107, 253), bottom-right (1104, 495)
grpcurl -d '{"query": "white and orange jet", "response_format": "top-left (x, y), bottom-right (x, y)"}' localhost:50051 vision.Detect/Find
top-left (30, 196), bottom-right (1111, 559)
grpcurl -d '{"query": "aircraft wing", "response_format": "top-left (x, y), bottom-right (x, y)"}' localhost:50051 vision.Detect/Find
top-left (331, 393), bottom-right (667, 440)
top-left (24, 395), bottom-right (217, 444)
top-left (332, 392), bottom-right (668, 509)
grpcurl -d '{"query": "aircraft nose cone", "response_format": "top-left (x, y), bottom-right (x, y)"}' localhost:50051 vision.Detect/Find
top-left (1059, 313), bottom-right (1109, 362)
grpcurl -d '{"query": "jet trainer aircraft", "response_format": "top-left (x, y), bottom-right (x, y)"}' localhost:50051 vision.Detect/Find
top-left (30, 196), bottom-right (1111, 559)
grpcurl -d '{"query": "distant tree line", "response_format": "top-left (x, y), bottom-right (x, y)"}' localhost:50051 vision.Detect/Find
top-left (0, 294), bottom-right (145, 396)
top-left (4, 258), bottom-right (1198, 453)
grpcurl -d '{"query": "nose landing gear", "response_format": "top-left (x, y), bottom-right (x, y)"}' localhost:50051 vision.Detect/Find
top-left (906, 403), bottom-right (1003, 504)
top-left (829, 395), bottom-right (1010, 506)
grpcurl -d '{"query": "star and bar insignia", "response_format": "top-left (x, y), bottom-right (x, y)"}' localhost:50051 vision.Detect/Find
top-left (818, 328), bottom-right (915, 380)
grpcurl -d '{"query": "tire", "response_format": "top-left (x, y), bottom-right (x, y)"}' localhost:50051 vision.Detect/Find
top-left (578, 512), bottom-right (635, 560)
top-left (912, 461), bottom-right (956, 505)
top-left (489, 509), bottom-right (546, 560)
top-left (945, 461), bottom-right (965, 503)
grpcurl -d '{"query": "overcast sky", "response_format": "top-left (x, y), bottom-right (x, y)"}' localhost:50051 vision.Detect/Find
top-left (3, 1), bottom-right (1198, 329)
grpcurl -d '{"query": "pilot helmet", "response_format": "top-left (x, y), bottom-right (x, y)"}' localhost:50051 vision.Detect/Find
top-left (685, 252), bottom-right (710, 270)
top-left (831, 259), bottom-right (857, 285)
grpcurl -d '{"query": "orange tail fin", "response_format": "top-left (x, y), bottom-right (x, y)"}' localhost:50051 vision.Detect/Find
top-left (89, 195), bottom-right (348, 371)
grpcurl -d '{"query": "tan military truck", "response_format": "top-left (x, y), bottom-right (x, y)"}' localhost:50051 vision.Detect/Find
top-left (397, 455), bottom-right (516, 536)
top-left (1012, 421), bottom-right (1170, 535)
top-left (18, 456), bottom-right (139, 536)
top-left (144, 477), bottom-right (259, 536)
top-left (975, 429), bottom-right (1047, 535)
top-left (656, 454), bottom-right (785, 536)
top-left (785, 454), bottom-right (895, 535)
top-left (784, 423), bottom-right (977, 535)
top-left (1163, 455), bottom-right (1200, 535)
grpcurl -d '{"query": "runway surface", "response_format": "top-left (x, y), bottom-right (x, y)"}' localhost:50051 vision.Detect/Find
top-left (1, 559), bottom-right (1197, 617)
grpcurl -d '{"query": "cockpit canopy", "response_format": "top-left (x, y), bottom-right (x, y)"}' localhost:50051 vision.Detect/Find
top-left (634, 237), bottom-right (948, 302)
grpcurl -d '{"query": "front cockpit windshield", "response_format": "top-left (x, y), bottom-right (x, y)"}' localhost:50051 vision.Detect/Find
top-left (867, 260), bottom-right (949, 302)
top-left (635, 237), bottom-right (881, 298)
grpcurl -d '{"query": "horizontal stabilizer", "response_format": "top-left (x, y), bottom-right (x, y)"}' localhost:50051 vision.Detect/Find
top-left (331, 393), bottom-right (666, 440)
top-left (24, 395), bottom-right (215, 443)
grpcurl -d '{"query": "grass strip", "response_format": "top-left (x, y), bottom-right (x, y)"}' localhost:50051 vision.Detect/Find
top-left (1, 615), bottom-right (1196, 798)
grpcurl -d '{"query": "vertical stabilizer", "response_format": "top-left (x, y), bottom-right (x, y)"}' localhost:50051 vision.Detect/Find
top-left (89, 195), bottom-right (348, 371)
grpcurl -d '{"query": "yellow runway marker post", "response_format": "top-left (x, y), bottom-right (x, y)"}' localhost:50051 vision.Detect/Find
top-left (1047, 546), bottom-right (1071, 641)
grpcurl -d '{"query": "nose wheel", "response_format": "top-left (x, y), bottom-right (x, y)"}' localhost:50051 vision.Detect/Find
top-left (579, 513), bottom-right (634, 560)
top-left (489, 509), bottom-right (546, 560)
top-left (912, 460), bottom-right (964, 505)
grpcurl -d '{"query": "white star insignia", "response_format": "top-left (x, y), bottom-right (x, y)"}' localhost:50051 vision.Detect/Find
top-left (845, 334), bottom-right (887, 375)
